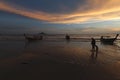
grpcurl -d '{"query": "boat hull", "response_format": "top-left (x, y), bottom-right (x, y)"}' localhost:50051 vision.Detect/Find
top-left (25, 36), bottom-right (43, 41)
top-left (101, 38), bottom-right (115, 44)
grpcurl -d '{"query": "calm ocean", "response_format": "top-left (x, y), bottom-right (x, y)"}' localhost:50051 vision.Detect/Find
top-left (0, 33), bottom-right (119, 41)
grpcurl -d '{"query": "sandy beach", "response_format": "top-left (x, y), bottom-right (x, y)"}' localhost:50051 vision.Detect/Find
top-left (0, 40), bottom-right (120, 80)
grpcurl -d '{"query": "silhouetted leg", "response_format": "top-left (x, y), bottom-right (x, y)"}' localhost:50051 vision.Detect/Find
top-left (92, 44), bottom-right (95, 50)
top-left (95, 45), bottom-right (98, 58)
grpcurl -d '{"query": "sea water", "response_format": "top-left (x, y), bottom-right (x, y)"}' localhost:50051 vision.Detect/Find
top-left (0, 33), bottom-right (119, 41)
top-left (0, 33), bottom-right (120, 65)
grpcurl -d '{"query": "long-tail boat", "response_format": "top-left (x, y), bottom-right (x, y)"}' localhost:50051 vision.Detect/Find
top-left (24, 34), bottom-right (43, 41)
top-left (100, 34), bottom-right (119, 44)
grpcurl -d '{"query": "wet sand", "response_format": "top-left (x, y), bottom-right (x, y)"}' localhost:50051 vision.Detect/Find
top-left (0, 40), bottom-right (120, 80)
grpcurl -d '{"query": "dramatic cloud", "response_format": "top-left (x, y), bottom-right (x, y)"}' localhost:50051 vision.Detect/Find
top-left (0, 0), bottom-right (120, 24)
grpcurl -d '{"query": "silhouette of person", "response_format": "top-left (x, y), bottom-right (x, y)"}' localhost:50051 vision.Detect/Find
top-left (65, 34), bottom-right (70, 40)
top-left (91, 38), bottom-right (96, 50)
top-left (90, 38), bottom-right (99, 61)
top-left (100, 36), bottom-right (103, 44)
top-left (100, 36), bottom-right (103, 41)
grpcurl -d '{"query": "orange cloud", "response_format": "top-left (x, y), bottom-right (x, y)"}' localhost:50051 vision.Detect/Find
top-left (80, 26), bottom-right (120, 33)
top-left (109, 27), bottom-right (120, 31)
top-left (1, 0), bottom-right (120, 24)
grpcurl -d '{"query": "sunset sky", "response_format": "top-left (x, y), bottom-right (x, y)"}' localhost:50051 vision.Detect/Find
top-left (0, 0), bottom-right (120, 34)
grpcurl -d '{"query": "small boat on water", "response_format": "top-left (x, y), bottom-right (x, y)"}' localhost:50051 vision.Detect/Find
top-left (24, 34), bottom-right (43, 41)
top-left (100, 34), bottom-right (119, 44)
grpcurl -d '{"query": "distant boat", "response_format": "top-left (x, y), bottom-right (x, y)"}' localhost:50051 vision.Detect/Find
top-left (100, 34), bottom-right (119, 44)
top-left (24, 34), bottom-right (43, 41)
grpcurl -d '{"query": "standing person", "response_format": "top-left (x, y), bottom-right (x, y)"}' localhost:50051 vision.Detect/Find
top-left (91, 38), bottom-right (96, 50)
top-left (65, 34), bottom-right (70, 40)
top-left (91, 38), bottom-right (99, 59)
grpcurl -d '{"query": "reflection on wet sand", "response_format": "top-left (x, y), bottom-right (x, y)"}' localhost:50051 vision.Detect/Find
top-left (90, 49), bottom-right (98, 64)
top-left (0, 41), bottom-right (120, 80)
top-left (92, 45), bottom-right (98, 58)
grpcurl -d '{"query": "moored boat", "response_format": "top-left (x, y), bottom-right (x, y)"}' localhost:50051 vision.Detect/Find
top-left (24, 34), bottom-right (43, 41)
top-left (100, 34), bottom-right (119, 44)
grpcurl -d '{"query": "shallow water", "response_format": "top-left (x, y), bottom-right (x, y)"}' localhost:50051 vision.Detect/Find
top-left (0, 40), bottom-right (120, 64)
top-left (0, 39), bottom-right (120, 80)
top-left (1, 33), bottom-right (120, 41)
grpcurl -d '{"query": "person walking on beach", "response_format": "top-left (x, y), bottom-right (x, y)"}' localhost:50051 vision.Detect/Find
top-left (91, 38), bottom-right (96, 50)
top-left (91, 38), bottom-right (99, 59)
